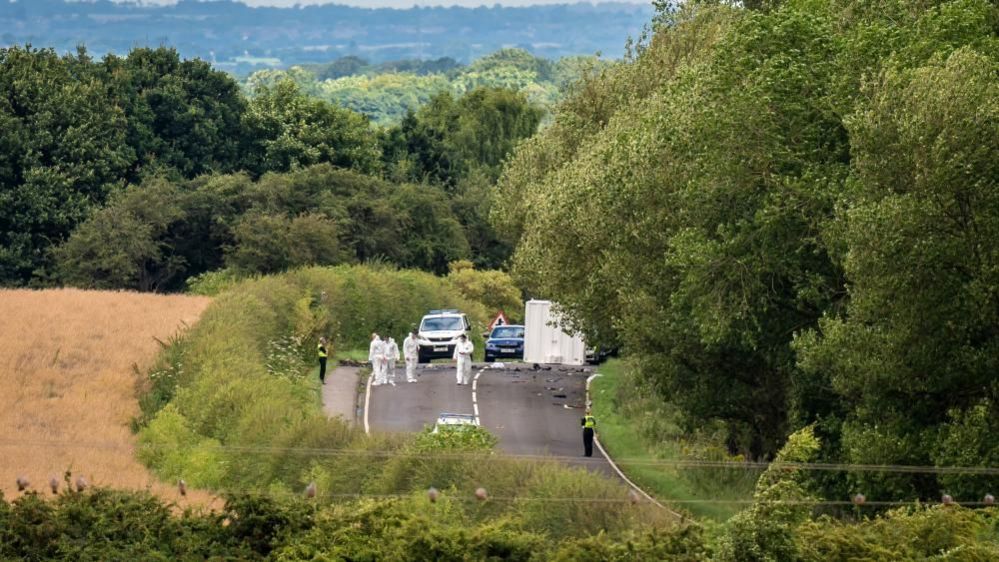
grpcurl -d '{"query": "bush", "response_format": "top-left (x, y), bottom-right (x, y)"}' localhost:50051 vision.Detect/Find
top-left (447, 259), bottom-right (524, 321)
top-left (796, 506), bottom-right (999, 560)
top-left (185, 268), bottom-right (244, 296)
top-left (715, 426), bottom-right (821, 562)
top-left (0, 486), bottom-right (253, 560)
top-left (137, 405), bottom-right (226, 488)
top-left (412, 425), bottom-right (498, 453)
top-left (550, 528), bottom-right (710, 562)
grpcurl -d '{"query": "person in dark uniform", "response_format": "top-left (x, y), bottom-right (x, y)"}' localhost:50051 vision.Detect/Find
top-left (581, 410), bottom-right (596, 457)
top-left (318, 337), bottom-right (329, 384)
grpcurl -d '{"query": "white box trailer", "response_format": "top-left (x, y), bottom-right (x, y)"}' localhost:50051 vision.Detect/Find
top-left (523, 299), bottom-right (586, 365)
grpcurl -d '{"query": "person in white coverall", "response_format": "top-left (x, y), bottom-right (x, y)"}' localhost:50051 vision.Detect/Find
top-left (369, 333), bottom-right (386, 386)
top-left (384, 337), bottom-right (399, 386)
top-left (453, 334), bottom-right (474, 385)
top-left (403, 330), bottom-right (419, 383)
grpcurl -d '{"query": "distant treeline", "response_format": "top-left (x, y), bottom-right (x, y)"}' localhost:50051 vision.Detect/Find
top-left (0, 0), bottom-right (653, 74)
top-left (0, 45), bottom-right (549, 290)
top-left (244, 49), bottom-right (609, 125)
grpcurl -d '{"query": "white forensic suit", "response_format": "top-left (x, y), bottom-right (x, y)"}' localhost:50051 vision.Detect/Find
top-left (453, 338), bottom-right (474, 385)
top-left (403, 334), bottom-right (419, 383)
top-left (369, 336), bottom-right (386, 385)
top-left (384, 337), bottom-right (400, 386)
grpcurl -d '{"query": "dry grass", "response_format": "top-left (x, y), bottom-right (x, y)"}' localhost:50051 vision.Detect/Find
top-left (0, 288), bottom-right (216, 505)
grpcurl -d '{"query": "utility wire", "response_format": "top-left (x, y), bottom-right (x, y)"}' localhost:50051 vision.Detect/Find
top-left (4, 438), bottom-right (999, 476)
top-left (8, 482), bottom-right (996, 509)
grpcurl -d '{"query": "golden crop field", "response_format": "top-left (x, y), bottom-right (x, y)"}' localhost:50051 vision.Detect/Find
top-left (0, 288), bottom-right (214, 504)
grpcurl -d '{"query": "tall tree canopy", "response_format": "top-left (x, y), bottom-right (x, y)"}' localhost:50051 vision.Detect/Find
top-left (495, 0), bottom-right (999, 502)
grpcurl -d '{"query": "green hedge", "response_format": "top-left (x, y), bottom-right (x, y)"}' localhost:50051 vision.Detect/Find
top-left (4, 486), bottom-right (998, 560)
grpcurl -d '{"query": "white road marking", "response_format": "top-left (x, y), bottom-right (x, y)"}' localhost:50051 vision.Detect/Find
top-left (472, 367), bottom-right (485, 424)
top-left (363, 371), bottom-right (373, 435)
top-left (585, 373), bottom-right (686, 521)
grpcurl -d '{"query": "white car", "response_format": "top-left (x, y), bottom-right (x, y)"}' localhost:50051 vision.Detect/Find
top-left (417, 309), bottom-right (470, 363)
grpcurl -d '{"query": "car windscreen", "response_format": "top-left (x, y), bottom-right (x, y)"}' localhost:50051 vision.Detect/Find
top-left (422, 317), bottom-right (464, 331)
top-left (491, 326), bottom-right (525, 339)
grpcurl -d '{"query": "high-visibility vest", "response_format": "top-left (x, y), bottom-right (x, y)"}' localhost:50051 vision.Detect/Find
top-left (583, 415), bottom-right (596, 429)
top-left (318, 344), bottom-right (328, 358)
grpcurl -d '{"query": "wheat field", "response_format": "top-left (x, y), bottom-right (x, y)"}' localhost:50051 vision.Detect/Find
top-left (0, 288), bottom-right (214, 504)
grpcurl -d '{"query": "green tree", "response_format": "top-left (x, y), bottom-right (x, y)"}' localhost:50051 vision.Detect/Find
top-left (387, 184), bottom-right (471, 274)
top-left (447, 260), bottom-right (523, 320)
top-left (0, 46), bottom-right (131, 285)
top-left (381, 87), bottom-right (542, 187)
top-left (55, 179), bottom-right (188, 291)
top-left (241, 80), bottom-right (381, 176)
top-left (226, 212), bottom-right (343, 275)
top-left (496, 0), bottom-right (999, 487)
top-left (100, 47), bottom-right (248, 180)
top-left (796, 46), bottom-right (999, 499)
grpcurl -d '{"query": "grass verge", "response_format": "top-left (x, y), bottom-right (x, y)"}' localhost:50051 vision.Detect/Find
top-left (590, 359), bottom-right (756, 521)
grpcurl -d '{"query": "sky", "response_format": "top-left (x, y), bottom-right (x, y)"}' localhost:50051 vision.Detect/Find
top-left (119, 1), bottom-right (639, 8)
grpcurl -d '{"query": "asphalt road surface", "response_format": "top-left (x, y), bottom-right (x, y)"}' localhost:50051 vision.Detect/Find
top-left (366, 362), bottom-right (611, 473)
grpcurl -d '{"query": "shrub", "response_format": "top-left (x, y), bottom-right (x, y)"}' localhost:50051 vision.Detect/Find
top-left (715, 426), bottom-right (821, 562)
top-left (796, 505), bottom-right (999, 561)
top-left (550, 528), bottom-right (710, 562)
top-left (447, 259), bottom-right (524, 321)
top-left (137, 405), bottom-right (226, 488)
top-left (185, 268), bottom-right (245, 296)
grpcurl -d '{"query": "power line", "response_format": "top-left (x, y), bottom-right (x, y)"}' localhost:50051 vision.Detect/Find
top-left (7, 482), bottom-right (996, 509)
top-left (4, 438), bottom-right (999, 476)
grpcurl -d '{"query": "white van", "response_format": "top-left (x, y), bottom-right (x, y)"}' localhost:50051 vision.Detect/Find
top-left (417, 309), bottom-right (470, 362)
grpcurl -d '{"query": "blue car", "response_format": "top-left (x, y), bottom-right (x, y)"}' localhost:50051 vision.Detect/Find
top-left (484, 325), bottom-right (525, 362)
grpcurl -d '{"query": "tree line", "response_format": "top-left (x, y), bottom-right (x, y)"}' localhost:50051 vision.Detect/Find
top-left (244, 49), bottom-right (610, 125)
top-left (495, 0), bottom-right (999, 505)
top-left (0, 45), bottom-right (543, 290)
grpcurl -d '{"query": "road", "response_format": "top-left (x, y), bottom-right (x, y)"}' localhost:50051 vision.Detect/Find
top-left (366, 362), bottom-right (611, 473)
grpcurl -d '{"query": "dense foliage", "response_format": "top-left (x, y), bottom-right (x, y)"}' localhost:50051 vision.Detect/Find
top-left (246, 49), bottom-right (608, 125)
top-left (0, 47), bottom-right (372, 287)
top-left (1, 45), bottom-right (543, 288)
top-left (55, 166), bottom-right (474, 290)
top-left (0, 47), bottom-right (246, 285)
top-left (3, 467), bottom-right (998, 560)
top-left (495, 0), bottom-right (999, 505)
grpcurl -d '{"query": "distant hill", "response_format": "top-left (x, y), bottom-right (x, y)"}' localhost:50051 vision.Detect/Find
top-left (0, 0), bottom-right (654, 74)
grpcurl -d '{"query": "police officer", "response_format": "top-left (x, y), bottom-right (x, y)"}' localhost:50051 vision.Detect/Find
top-left (581, 410), bottom-right (596, 457)
top-left (317, 337), bottom-right (329, 385)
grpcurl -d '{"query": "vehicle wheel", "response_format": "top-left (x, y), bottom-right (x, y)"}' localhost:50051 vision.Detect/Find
top-left (484, 355), bottom-right (494, 363)
top-left (418, 351), bottom-right (429, 364)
